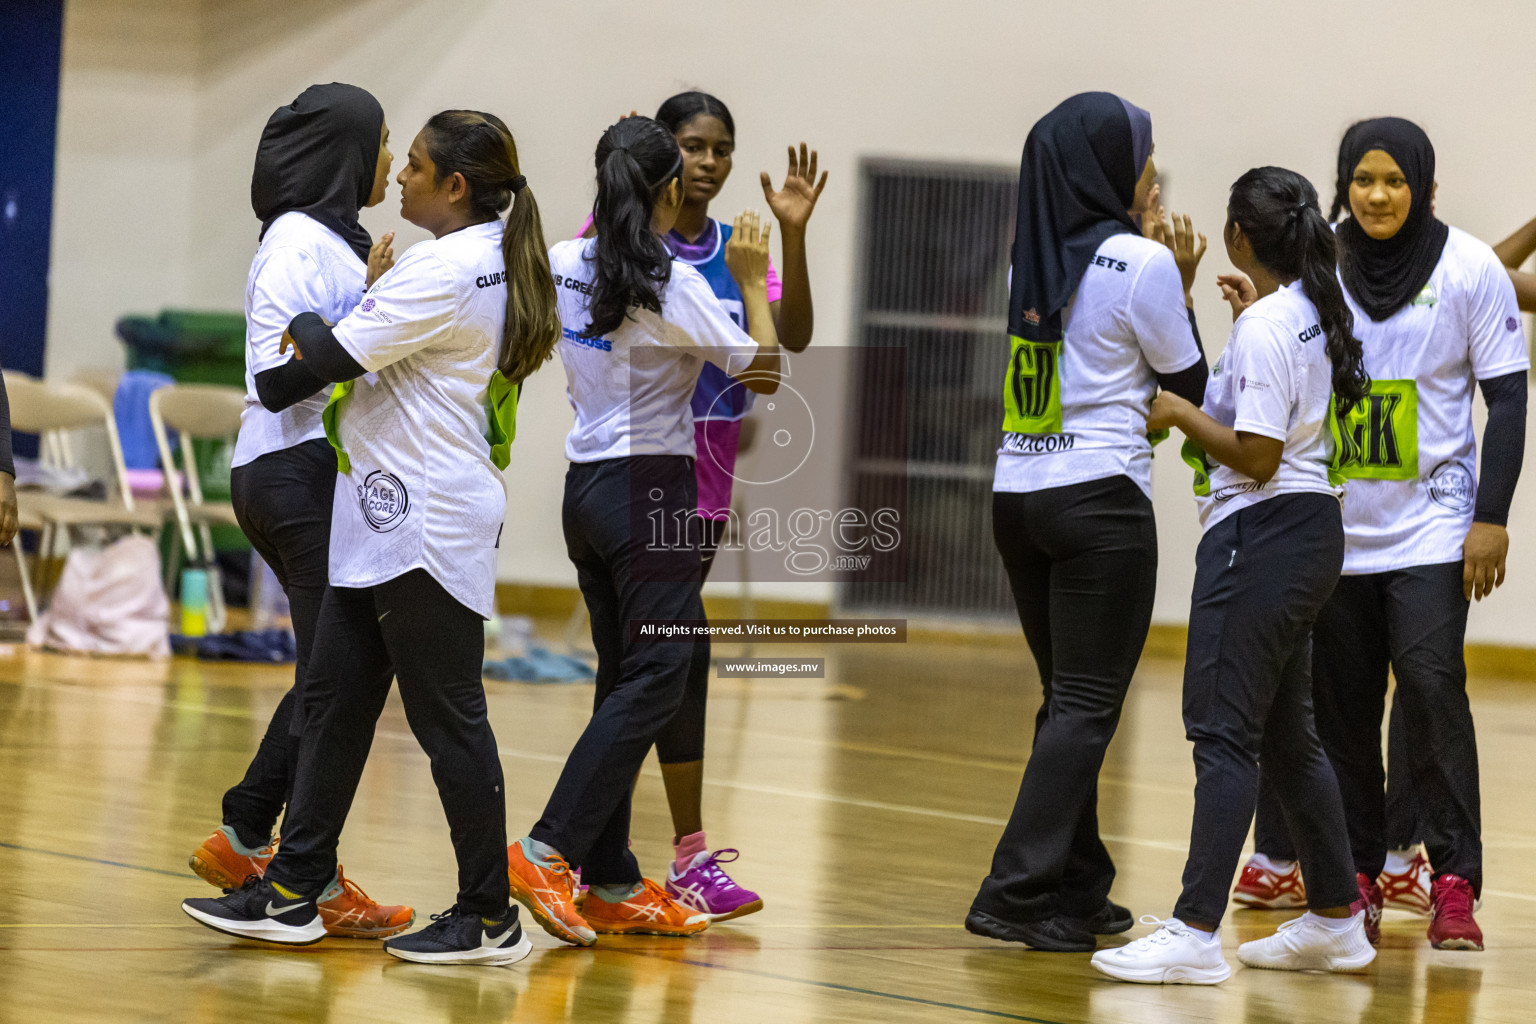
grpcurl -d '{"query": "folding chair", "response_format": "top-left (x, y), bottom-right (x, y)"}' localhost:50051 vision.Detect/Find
top-left (149, 384), bottom-right (246, 634)
top-left (6, 374), bottom-right (165, 620)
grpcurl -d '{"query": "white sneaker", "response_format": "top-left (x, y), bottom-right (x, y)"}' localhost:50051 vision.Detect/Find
top-left (1237, 912), bottom-right (1376, 972)
top-left (1090, 917), bottom-right (1232, 985)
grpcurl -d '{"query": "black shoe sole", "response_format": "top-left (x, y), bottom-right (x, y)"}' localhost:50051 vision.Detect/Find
top-left (964, 911), bottom-right (1095, 952)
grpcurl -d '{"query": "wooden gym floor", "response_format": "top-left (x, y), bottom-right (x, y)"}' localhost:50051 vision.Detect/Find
top-left (0, 626), bottom-right (1529, 1023)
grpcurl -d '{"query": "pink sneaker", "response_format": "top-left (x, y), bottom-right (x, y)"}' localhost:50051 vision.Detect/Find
top-left (665, 848), bottom-right (763, 922)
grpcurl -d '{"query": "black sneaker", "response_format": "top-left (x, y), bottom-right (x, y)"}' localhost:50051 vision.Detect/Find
top-left (1067, 900), bottom-right (1134, 935)
top-left (384, 904), bottom-right (533, 966)
top-left (182, 875), bottom-right (326, 945)
top-left (964, 909), bottom-right (1095, 952)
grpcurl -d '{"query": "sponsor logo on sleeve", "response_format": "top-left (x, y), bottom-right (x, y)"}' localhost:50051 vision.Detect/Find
top-left (1507, 316), bottom-right (1520, 333)
top-left (358, 470), bottom-right (410, 532)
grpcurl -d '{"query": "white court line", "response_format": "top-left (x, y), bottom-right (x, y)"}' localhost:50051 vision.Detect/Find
top-left (22, 679), bottom-right (1536, 868)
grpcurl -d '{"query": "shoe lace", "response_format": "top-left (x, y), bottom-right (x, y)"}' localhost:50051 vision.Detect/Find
top-left (1125, 915), bottom-right (1187, 949)
top-left (694, 849), bottom-right (742, 890)
top-left (221, 874), bottom-right (266, 898)
top-left (530, 851), bottom-right (577, 902)
top-left (333, 866), bottom-right (379, 908)
top-left (640, 877), bottom-right (681, 907)
top-left (1433, 876), bottom-right (1475, 918)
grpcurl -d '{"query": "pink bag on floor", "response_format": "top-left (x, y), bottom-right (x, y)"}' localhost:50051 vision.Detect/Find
top-left (27, 534), bottom-right (171, 659)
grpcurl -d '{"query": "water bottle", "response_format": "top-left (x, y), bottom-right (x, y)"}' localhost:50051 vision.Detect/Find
top-left (181, 568), bottom-right (208, 637)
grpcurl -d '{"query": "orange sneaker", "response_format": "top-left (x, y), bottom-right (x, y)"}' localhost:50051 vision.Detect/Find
top-left (507, 841), bottom-right (596, 947)
top-left (317, 866), bottom-right (414, 939)
top-left (189, 826), bottom-right (275, 889)
top-left (580, 878), bottom-right (710, 936)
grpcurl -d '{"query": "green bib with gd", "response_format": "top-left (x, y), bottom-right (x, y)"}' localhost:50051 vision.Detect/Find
top-left (1001, 335), bottom-right (1064, 434)
top-left (1329, 379), bottom-right (1419, 481)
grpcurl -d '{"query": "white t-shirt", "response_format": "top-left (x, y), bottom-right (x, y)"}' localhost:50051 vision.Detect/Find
top-left (1194, 281), bottom-right (1340, 532)
top-left (233, 212), bottom-right (366, 468)
top-left (1333, 226), bottom-right (1529, 574)
top-left (548, 237), bottom-right (759, 462)
top-left (993, 233), bottom-right (1203, 500)
top-left (327, 220), bottom-right (508, 618)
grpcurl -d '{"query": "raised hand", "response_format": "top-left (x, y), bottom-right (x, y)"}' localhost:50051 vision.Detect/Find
top-left (1216, 273), bottom-right (1258, 321)
top-left (724, 210), bottom-right (772, 288)
top-left (760, 143), bottom-right (827, 232)
top-left (1140, 183), bottom-right (1167, 244)
top-left (367, 231), bottom-right (395, 288)
top-left (1168, 213), bottom-right (1207, 296)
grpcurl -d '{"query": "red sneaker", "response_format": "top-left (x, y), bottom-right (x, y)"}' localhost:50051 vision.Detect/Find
top-left (189, 826), bottom-right (275, 889)
top-left (1233, 855), bottom-right (1307, 909)
top-left (1351, 873), bottom-right (1383, 945)
top-left (1427, 875), bottom-right (1483, 951)
top-left (1379, 847), bottom-right (1433, 915)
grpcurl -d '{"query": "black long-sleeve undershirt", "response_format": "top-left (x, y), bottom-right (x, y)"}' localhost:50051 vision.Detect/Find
top-left (254, 359), bottom-right (330, 413)
top-left (0, 369), bottom-right (14, 478)
top-left (285, 312), bottom-right (367, 384)
top-left (1474, 370), bottom-right (1527, 527)
top-left (1155, 306), bottom-right (1210, 406)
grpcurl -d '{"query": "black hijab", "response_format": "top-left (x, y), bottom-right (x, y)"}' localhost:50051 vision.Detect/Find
top-left (251, 83), bottom-right (384, 262)
top-left (1007, 92), bottom-right (1149, 342)
top-left (1330, 117), bottom-right (1449, 322)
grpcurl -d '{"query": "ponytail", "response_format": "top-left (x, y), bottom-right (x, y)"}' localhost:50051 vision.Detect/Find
top-left (1227, 166), bottom-right (1369, 417)
top-left (1296, 208), bottom-right (1369, 416)
top-left (585, 116), bottom-right (683, 339)
top-left (422, 110), bottom-right (560, 385)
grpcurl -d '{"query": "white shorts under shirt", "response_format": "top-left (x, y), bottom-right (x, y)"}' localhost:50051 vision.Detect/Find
top-left (1332, 226), bottom-right (1529, 574)
top-left (232, 212), bottom-right (366, 469)
top-left (993, 233), bottom-right (1203, 500)
top-left (1195, 281), bottom-right (1340, 532)
top-left (328, 220), bottom-right (508, 618)
top-left (548, 237), bottom-right (759, 463)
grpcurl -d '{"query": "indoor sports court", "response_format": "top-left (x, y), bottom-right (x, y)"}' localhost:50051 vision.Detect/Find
top-left (4, 1), bottom-right (1536, 1022)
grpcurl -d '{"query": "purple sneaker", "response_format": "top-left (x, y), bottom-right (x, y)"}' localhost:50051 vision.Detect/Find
top-left (665, 848), bottom-right (763, 922)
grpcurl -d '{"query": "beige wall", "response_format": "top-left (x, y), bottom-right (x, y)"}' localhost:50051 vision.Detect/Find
top-left (47, 0), bottom-right (1536, 644)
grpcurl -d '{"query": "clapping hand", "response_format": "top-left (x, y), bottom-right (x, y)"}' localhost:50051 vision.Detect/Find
top-left (724, 210), bottom-right (772, 288)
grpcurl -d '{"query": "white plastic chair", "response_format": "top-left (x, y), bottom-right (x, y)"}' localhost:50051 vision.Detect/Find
top-left (6, 373), bottom-right (165, 620)
top-left (149, 384), bottom-right (246, 633)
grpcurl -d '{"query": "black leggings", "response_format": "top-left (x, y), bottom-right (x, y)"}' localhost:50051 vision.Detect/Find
top-left (1173, 493), bottom-right (1357, 927)
top-left (221, 437), bottom-right (335, 849)
top-left (531, 456), bottom-right (703, 885)
top-left (656, 516), bottom-right (728, 766)
top-left (264, 569), bottom-right (508, 914)
top-left (970, 475), bottom-right (1157, 923)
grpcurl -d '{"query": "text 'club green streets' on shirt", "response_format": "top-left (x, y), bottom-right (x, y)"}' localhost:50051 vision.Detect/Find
top-left (547, 237), bottom-right (760, 464)
top-left (1192, 281), bottom-right (1339, 533)
top-left (328, 219), bottom-right (508, 619)
top-left (234, 211), bottom-right (366, 469)
top-left (993, 233), bottom-right (1203, 500)
top-left (1330, 225), bottom-right (1528, 574)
